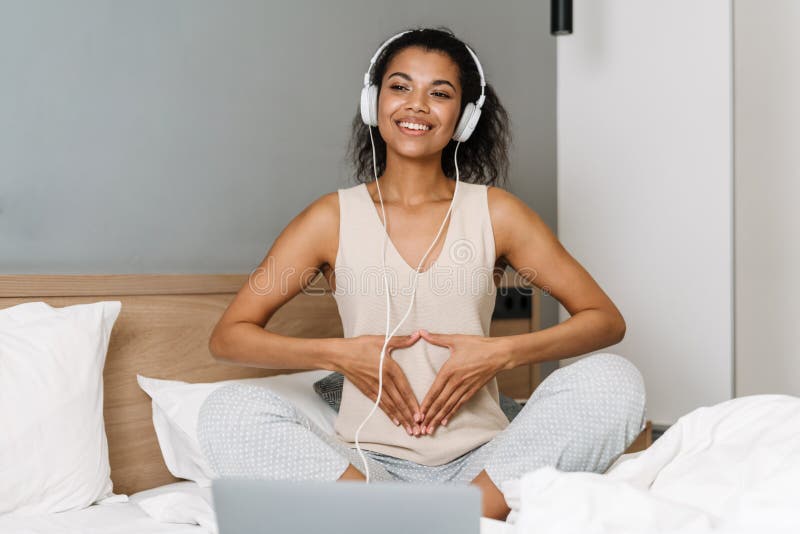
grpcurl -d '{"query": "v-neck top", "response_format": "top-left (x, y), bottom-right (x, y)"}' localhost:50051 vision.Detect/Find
top-left (356, 181), bottom-right (453, 274)
top-left (331, 180), bottom-right (509, 466)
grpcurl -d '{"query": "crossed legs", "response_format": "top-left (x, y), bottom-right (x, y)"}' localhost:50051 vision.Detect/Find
top-left (199, 353), bottom-right (646, 523)
top-left (335, 352), bottom-right (646, 521)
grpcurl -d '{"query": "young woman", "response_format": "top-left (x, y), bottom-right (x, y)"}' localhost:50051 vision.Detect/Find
top-left (198, 27), bottom-right (646, 521)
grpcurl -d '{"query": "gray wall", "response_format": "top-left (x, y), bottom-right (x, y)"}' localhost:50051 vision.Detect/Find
top-left (1, 1), bottom-right (558, 336)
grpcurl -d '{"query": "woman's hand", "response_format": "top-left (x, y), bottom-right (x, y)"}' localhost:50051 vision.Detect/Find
top-left (337, 332), bottom-right (425, 436)
top-left (417, 329), bottom-right (508, 435)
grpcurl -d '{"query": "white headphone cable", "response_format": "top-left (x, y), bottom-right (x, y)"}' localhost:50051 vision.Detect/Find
top-left (353, 124), bottom-right (462, 483)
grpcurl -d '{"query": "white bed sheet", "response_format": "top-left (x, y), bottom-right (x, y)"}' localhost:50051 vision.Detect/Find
top-left (0, 480), bottom-right (511, 534)
top-left (0, 482), bottom-right (211, 534)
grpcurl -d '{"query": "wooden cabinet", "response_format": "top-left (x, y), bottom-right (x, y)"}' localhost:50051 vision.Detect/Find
top-left (491, 318), bottom-right (540, 401)
top-left (490, 274), bottom-right (542, 402)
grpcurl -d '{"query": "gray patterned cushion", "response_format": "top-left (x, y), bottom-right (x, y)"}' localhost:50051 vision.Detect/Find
top-left (313, 372), bottom-right (523, 422)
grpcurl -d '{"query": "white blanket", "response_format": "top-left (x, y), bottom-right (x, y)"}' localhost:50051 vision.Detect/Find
top-left (502, 394), bottom-right (800, 533)
top-left (137, 491), bottom-right (217, 533)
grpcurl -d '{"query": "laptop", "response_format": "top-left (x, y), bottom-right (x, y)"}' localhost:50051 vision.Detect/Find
top-left (212, 477), bottom-right (481, 534)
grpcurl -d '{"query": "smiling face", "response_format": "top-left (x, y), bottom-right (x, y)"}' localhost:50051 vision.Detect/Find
top-left (376, 46), bottom-right (463, 161)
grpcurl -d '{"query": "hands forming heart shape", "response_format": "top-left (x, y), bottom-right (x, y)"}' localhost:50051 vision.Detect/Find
top-left (339, 329), bottom-right (509, 437)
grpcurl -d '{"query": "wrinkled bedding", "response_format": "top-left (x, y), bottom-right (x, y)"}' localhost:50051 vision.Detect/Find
top-left (5, 394), bottom-right (797, 534)
top-left (502, 394), bottom-right (800, 533)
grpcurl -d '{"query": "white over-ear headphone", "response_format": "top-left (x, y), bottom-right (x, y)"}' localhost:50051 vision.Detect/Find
top-left (359, 30), bottom-right (487, 142)
top-left (353, 30), bottom-right (486, 483)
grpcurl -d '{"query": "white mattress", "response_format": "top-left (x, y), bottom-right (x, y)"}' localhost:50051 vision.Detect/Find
top-left (0, 481), bottom-right (510, 534)
top-left (0, 482), bottom-right (211, 534)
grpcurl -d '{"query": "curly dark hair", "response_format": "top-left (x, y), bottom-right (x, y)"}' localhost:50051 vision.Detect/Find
top-left (346, 27), bottom-right (512, 187)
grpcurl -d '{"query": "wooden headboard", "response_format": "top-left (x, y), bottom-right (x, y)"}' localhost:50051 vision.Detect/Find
top-left (0, 272), bottom-right (540, 495)
top-left (0, 274), bottom-right (343, 495)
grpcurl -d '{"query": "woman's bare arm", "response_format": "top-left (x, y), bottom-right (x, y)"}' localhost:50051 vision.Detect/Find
top-left (208, 191), bottom-right (347, 371)
top-left (488, 186), bottom-right (626, 369)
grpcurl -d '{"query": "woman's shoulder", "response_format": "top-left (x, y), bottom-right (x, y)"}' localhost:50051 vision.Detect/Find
top-left (300, 190), bottom-right (340, 224)
top-left (486, 184), bottom-right (531, 223)
top-left (486, 184), bottom-right (541, 218)
top-left (486, 184), bottom-right (546, 260)
top-left (284, 190), bottom-right (341, 267)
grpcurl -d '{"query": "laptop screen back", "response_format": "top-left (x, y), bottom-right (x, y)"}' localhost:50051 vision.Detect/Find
top-left (212, 478), bottom-right (481, 534)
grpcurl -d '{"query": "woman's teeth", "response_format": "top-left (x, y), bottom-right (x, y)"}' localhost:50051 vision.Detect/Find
top-left (398, 121), bottom-right (431, 131)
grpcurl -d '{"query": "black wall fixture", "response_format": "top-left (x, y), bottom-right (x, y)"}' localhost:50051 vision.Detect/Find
top-left (551, 0), bottom-right (573, 35)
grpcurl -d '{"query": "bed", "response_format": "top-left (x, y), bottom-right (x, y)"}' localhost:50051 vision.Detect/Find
top-left (17, 272), bottom-right (797, 534)
top-left (2, 273), bottom-right (694, 534)
top-left (6, 274), bottom-right (796, 533)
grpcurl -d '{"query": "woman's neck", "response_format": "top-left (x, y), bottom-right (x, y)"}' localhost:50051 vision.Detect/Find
top-left (378, 152), bottom-right (453, 207)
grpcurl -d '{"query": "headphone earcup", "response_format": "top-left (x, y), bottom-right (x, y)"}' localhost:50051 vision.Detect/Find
top-left (452, 103), bottom-right (481, 142)
top-left (360, 84), bottom-right (379, 126)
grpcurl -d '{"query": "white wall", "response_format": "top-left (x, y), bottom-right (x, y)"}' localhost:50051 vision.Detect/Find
top-left (734, 0), bottom-right (800, 397)
top-left (556, 0), bottom-right (734, 426)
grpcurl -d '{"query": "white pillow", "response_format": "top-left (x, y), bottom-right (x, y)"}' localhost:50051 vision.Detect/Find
top-left (137, 369), bottom-right (336, 487)
top-left (0, 300), bottom-right (122, 517)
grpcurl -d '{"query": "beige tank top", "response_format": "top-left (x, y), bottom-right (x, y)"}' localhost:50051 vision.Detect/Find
top-left (331, 180), bottom-right (509, 466)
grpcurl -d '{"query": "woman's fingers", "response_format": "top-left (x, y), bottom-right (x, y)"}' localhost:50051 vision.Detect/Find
top-left (427, 385), bottom-right (475, 434)
top-left (356, 376), bottom-right (420, 436)
top-left (382, 370), bottom-right (415, 430)
top-left (423, 382), bottom-right (465, 433)
top-left (374, 390), bottom-right (406, 430)
top-left (419, 368), bottom-right (454, 428)
top-left (380, 376), bottom-right (418, 433)
top-left (396, 371), bottom-right (422, 422)
top-left (352, 377), bottom-right (404, 430)
top-left (387, 334), bottom-right (424, 433)
top-left (384, 358), bottom-right (422, 421)
top-left (389, 331), bottom-right (420, 353)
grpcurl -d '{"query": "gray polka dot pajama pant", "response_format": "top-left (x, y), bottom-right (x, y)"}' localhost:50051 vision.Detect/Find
top-left (197, 353), bottom-right (646, 489)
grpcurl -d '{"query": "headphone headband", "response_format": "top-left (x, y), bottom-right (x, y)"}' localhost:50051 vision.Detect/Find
top-left (360, 30), bottom-right (486, 141)
top-left (362, 31), bottom-right (411, 87)
top-left (362, 30), bottom-right (486, 106)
